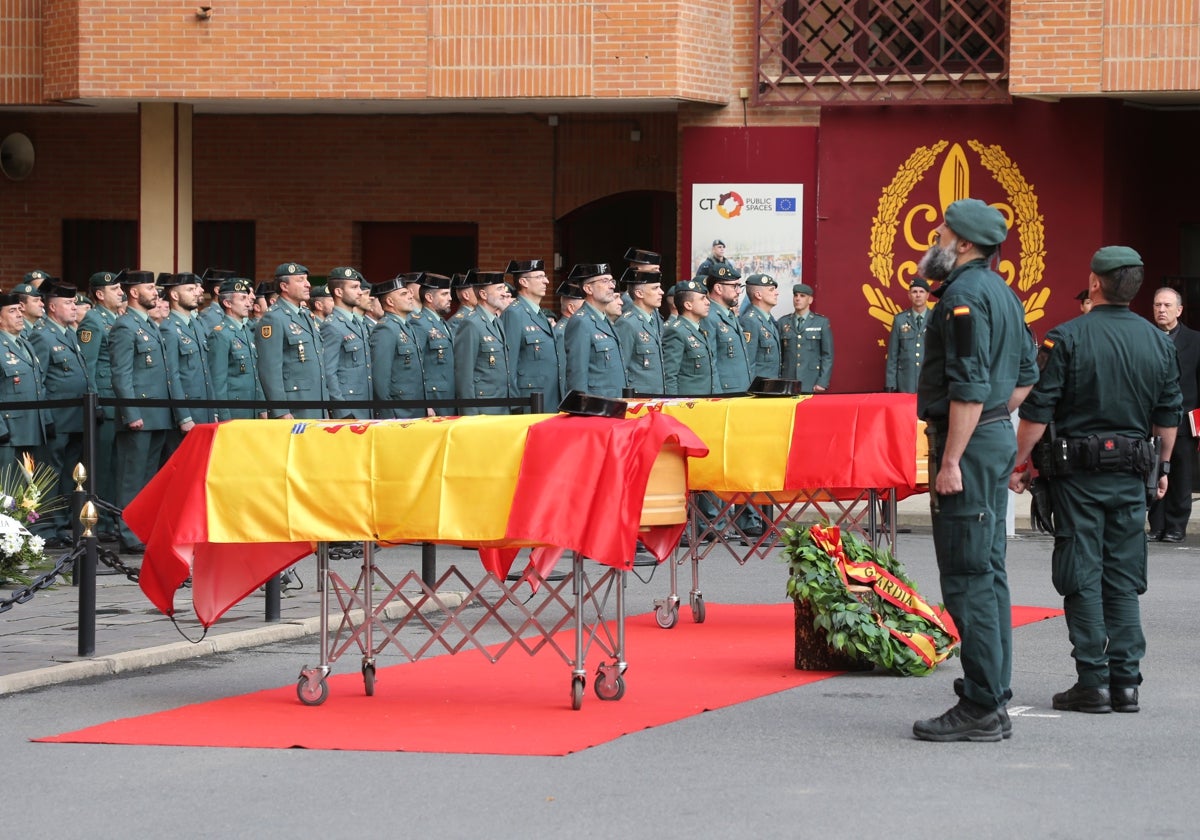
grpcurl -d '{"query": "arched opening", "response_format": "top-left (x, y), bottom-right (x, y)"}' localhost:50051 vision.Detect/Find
top-left (556, 190), bottom-right (676, 283)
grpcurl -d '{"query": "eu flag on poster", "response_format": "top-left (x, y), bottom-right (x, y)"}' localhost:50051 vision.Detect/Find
top-left (775, 197), bottom-right (796, 212)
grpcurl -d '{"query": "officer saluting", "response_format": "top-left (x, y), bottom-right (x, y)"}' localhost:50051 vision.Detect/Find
top-left (207, 277), bottom-right (266, 420)
top-left (453, 270), bottom-right (511, 415)
top-left (502, 259), bottom-right (561, 410)
top-left (256, 262), bottom-right (328, 420)
top-left (563, 263), bottom-right (625, 398)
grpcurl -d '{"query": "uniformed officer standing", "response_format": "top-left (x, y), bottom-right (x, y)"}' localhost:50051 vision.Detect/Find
top-left (256, 263), bottom-right (328, 420)
top-left (308, 285), bottom-right (333, 323)
top-left (453, 270), bottom-right (511, 415)
top-left (109, 270), bottom-right (178, 552)
top-left (614, 267), bottom-right (666, 395)
top-left (77, 270), bottom-right (124, 539)
top-left (401, 272), bottom-right (425, 321)
top-left (29, 283), bottom-right (93, 546)
top-left (207, 277), bottom-right (266, 420)
top-left (621, 247), bottom-right (662, 312)
top-left (553, 281), bottom-right (585, 399)
top-left (885, 277), bottom-right (932, 393)
top-left (701, 271), bottom-right (753, 394)
top-left (563, 264), bottom-right (625, 398)
top-left (370, 276), bottom-right (428, 419)
top-left (196, 268), bottom-right (234, 335)
top-left (502, 259), bottom-right (561, 410)
top-left (161, 273), bottom-right (218, 438)
top-left (411, 273), bottom-right (455, 414)
top-left (778, 283), bottom-right (834, 392)
top-left (251, 282), bottom-right (277, 328)
top-left (696, 240), bottom-right (741, 282)
top-left (13, 281), bottom-right (44, 337)
top-left (448, 273), bottom-right (477, 336)
top-left (912, 198), bottom-right (1039, 742)
top-left (0, 293), bottom-right (52, 478)
top-left (1011, 247), bottom-right (1180, 716)
top-left (663, 279), bottom-right (718, 396)
top-left (320, 267), bottom-right (373, 420)
top-left (739, 274), bottom-right (782, 380)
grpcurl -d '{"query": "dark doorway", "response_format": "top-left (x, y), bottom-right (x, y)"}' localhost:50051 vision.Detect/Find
top-left (62, 219), bottom-right (137, 286)
top-left (556, 190), bottom-right (677, 284)
top-left (194, 220), bottom-right (256, 279)
top-left (361, 222), bottom-right (478, 285)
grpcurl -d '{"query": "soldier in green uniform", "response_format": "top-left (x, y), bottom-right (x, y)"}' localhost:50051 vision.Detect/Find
top-left (412, 273), bottom-right (456, 415)
top-left (885, 277), bottom-right (931, 393)
top-left (370, 275), bottom-right (428, 419)
top-left (701, 270), bottom-right (753, 394)
top-left (615, 267), bottom-right (666, 396)
top-left (778, 283), bottom-right (833, 392)
top-left (196, 268), bottom-right (234, 335)
top-left (912, 198), bottom-right (1039, 742)
top-left (251, 281), bottom-right (277, 329)
top-left (256, 263), bottom-right (328, 420)
top-left (109, 270), bottom-right (179, 552)
top-left (13, 281), bottom-right (45, 338)
top-left (308, 284), bottom-right (333, 324)
top-left (563, 263), bottom-right (625, 398)
top-left (320, 267), bottom-right (374, 420)
top-left (448, 273), bottom-right (477, 337)
top-left (453, 270), bottom-right (511, 415)
top-left (502, 259), bottom-right (561, 411)
top-left (77, 270), bottom-right (124, 539)
top-left (29, 282), bottom-right (94, 546)
top-left (207, 277), bottom-right (266, 420)
top-left (1012, 246), bottom-right (1181, 716)
top-left (0, 293), bottom-right (52, 479)
top-left (553, 281), bottom-right (585, 399)
top-left (696, 240), bottom-right (740, 282)
top-left (161, 273), bottom-right (218, 435)
top-left (663, 279), bottom-right (718, 396)
top-left (739, 273), bottom-right (782, 380)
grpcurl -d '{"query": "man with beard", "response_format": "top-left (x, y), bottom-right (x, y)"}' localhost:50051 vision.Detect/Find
top-left (371, 276), bottom-right (429, 419)
top-left (320, 267), bottom-right (373, 420)
top-left (160, 273), bottom-right (217, 460)
top-left (256, 263), bottom-right (328, 419)
top-left (563, 263), bottom-right (625, 398)
top-left (1147, 286), bottom-right (1200, 542)
top-left (0, 293), bottom-right (52, 478)
top-left (207, 277), bottom-right (266, 420)
top-left (502, 259), bottom-right (560, 411)
top-left (453, 270), bottom-right (512, 415)
top-left (701, 270), bottom-right (753, 394)
top-left (448, 273), bottom-right (477, 336)
top-left (886, 277), bottom-right (932, 394)
top-left (912, 198), bottom-right (1039, 742)
top-left (308, 284), bottom-right (333, 323)
top-left (615, 267), bottom-right (666, 395)
top-left (778, 283), bottom-right (833, 393)
top-left (412, 273), bottom-right (456, 415)
top-left (109, 270), bottom-right (178, 553)
top-left (77, 270), bottom-right (125, 540)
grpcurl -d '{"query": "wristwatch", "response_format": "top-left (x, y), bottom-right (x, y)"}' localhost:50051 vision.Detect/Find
top-left (1159, 462), bottom-right (1172, 477)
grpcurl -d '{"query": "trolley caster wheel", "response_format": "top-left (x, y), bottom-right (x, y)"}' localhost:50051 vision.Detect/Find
top-left (595, 674), bottom-right (626, 702)
top-left (362, 662), bottom-right (376, 697)
top-left (297, 675), bottom-right (329, 706)
top-left (570, 676), bottom-right (586, 710)
top-left (690, 596), bottom-right (707, 624)
top-left (655, 603), bottom-right (679, 629)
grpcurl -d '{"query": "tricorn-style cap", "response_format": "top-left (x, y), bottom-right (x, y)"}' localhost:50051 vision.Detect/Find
top-left (0, 293), bottom-right (22, 308)
top-left (370, 275), bottom-right (406, 298)
top-left (620, 266), bottom-right (662, 288)
top-left (944, 198), bottom-right (1008, 247)
top-left (465, 269), bottom-right (507, 287)
top-left (400, 271), bottom-right (427, 286)
top-left (555, 281), bottom-right (585, 300)
top-left (254, 281), bottom-right (277, 298)
top-left (567, 263), bottom-right (611, 282)
top-left (420, 273), bottom-right (453, 290)
top-left (1073, 288), bottom-right (1090, 302)
top-left (558, 390), bottom-right (627, 419)
top-left (119, 270), bottom-right (157, 287)
top-left (200, 268), bottom-right (236, 291)
top-left (506, 259), bottom-right (545, 276)
top-left (624, 248), bottom-right (661, 266)
top-left (41, 282), bottom-right (78, 300)
top-left (1090, 245), bottom-right (1143, 275)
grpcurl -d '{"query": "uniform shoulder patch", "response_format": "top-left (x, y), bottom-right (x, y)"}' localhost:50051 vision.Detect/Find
top-left (79, 329), bottom-right (92, 344)
top-left (260, 325), bottom-right (272, 339)
top-left (1036, 337), bottom-right (1056, 370)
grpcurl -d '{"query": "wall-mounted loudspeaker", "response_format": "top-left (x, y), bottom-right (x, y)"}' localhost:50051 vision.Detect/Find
top-left (1, 133), bottom-right (35, 181)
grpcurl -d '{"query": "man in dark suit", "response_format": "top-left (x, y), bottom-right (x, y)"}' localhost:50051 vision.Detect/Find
top-left (1148, 286), bottom-right (1200, 541)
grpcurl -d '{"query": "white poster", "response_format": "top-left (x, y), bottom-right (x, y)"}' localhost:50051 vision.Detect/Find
top-left (691, 183), bottom-right (805, 319)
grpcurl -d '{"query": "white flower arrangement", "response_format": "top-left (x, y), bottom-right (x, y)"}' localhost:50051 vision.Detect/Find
top-left (0, 454), bottom-right (62, 585)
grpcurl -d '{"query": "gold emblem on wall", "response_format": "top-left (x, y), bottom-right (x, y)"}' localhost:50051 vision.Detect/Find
top-left (864, 140), bottom-right (1048, 342)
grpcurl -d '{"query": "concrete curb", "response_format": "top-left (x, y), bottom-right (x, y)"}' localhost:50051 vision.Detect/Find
top-left (0, 590), bottom-right (468, 696)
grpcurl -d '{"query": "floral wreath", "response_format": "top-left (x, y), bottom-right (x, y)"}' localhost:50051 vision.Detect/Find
top-left (783, 523), bottom-right (959, 676)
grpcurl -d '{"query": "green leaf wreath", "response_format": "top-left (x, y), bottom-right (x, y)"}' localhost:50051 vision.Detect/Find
top-left (783, 522), bottom-right (959, 676)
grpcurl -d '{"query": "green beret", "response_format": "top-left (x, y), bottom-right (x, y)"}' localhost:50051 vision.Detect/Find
top-left (1090, 246), bottom-right (1143, 275)
top-left (75, 293), bottom-right (90, 306)
top-left (11, 282), bottom-right (41, 297)
top-left (308, 284), bottom-right (331, 299)
top-left (89, 271), bottom-right (121, 288)
top-left (328, 266), bottom-right (364, 282)
top-left (219, 277), bottom-right (255, 295)
top-left (944, 198), bottom-right (1008, 247)
top-left (792, 283), bottom-right (814, 296)
top-left (675, 279), bottom-right (706, 295)
top-left (745, 273), bottom-right (777, 288)
top-left (24, 269), bottom-right (49, 284)
top-left (910, 277), bottom-right (931, 291)
top-left (274, 262), bottom-right (309, 278)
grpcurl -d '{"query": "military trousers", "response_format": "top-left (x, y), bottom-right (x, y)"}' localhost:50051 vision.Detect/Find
top-left (930, 420), bottom-right (1014, 710)
top-left (93, 410), bottom-right (119, 536)
top-left (1049, 472), bottom-right (1147, 689)
top-left (114, 429), bottom-right (166, 546)
top-left (35, 431), bottom-right (83, 541)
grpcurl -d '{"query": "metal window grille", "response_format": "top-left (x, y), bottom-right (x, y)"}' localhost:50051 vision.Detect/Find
top-left (758, 0), bottom-right (1009, 105)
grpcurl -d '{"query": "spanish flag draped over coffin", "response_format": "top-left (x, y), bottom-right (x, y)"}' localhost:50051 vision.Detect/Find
top-left (126, 412), bottom-right (707, 627)
top-left (624, 393), bottom-right (918, 497)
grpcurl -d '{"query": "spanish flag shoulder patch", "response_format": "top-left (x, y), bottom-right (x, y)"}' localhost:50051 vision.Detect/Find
top-left (953, 305), bottom-right (971, 316)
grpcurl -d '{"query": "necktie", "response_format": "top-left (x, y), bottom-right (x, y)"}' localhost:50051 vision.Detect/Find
top-left (915, 313), bottom-right (924, 333)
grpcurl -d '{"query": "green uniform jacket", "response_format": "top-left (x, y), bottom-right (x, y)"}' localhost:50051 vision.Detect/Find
top-left (411, 307), bottom-right (455, 414)
top-left (553, 315), bottom-right (570, 399)
top-left (502, 295), bottom-right (561, 409)
top-left (696, 256), bottom-right (741, 281)
top-left (778, 311), bottom-right (834, 392)
top-left (78, 306), bottom-right (118, 418)
top-left (448, 305), bottom-right (474, 337)
top-left (162, 310), bottom-right (217, 425)
top-left (0, 331), bottom-right (52, 445)
top-left (320, 306), bottom-right (373, 419)
top-left (371, 312), bottom-right (426, 419)
top-left (30, 319), bottom-right (93, 434)
top-left (453, 307), bottom-right (510, 415)
top-left (109, 310), bottom-right (177, 430)
top-left (207, 315), bottom-right (264, 420)
top-left (739, 305), bottom-right (782, 380)
top-left (255, 300), bottom-right (328, 419)
top-left (703, 301), bottom-right (753, 393)
top-left (615, 305), bottom-right (665, 396)
top-left (885, 308), bottom-right (929, 394)
top-left (563, 302), bottom-right (625, 398)
top-left (663, 318), bottom-right (718, 396)
top-left (196, 301), bottom-right (223, 336)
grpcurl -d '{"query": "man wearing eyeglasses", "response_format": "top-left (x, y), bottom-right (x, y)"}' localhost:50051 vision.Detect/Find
top-left (700, 269), bottom-right (753, 394)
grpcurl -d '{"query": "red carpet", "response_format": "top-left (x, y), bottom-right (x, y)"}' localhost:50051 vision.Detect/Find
top-left (37, 603), bottom-right (1063, 756)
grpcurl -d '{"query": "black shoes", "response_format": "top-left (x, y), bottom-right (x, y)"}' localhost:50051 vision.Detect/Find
top-left (953, 677), bottom-right (1012, 739)
top-left (43, 537), bottom-right (74, 549)
top-left (1162, 531), bottom-right (1185, 543)
top-left (1052, 683), bottom-right (1112, 713)
top-left (1111, 685), bottom-right (1139, 713)
top-left (119, 542), bottom-right (146, 555)
top-left (913, 698), bottom-right (1005, 742)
